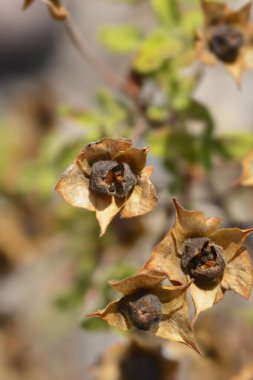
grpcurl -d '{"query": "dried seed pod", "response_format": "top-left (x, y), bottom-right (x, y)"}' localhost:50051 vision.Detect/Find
top-left (181, 238), bottom-right (225, 288)
top-left (196, 1), bottom-right (253, 83)
top-left (89, 161), bottom-right (137, 198)
top-left (55, 138), bottom-right (157, 236)
top-left (119, 290), bottom-right (162, 331)
top-left (87, 270), bottom-right (200, 354)
top-left (208, 25), bottom-right (244, 64)
top-left (144, 199), bottom-right (253, 320)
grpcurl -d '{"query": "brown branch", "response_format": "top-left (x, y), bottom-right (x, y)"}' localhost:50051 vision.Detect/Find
top-left (61, 7), bottom-right (150, 141)
top-left (64, 15), bottom-right (132, 97)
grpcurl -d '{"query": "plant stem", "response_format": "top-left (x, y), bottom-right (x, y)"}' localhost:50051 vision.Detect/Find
top-left (64, 15), bottom-right (130, 97)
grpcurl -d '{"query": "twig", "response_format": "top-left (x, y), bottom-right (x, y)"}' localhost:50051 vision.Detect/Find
top-left (63, 10), bottom-right (149, 141)
top-left (64, 15), bottom-right (129, 97)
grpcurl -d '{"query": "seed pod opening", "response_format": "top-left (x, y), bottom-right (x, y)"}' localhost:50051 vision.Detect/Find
top-left (208, 25), bottom-right (244, 63)
top-left (89, 160), bottom-right (137, 198)
top-left (181, 237), bottom-right (226, 288)
top-left (119, 290), bottom-right (163, 331)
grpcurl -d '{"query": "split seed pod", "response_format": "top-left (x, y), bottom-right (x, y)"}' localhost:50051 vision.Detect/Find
top-left (87, 270), bottom-right (200, 354)
top-left (144, 199), bottom-right (253, 321)
top-left (196, 0), bottom-right (253, 83)
top-left (55, 138), bottom-right (157, 236)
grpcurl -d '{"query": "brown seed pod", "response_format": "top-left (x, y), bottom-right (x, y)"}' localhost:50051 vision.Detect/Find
top-left (144, 198), bottom-right (253, 320)
top-left (87, 270), bottom-right (200, 353)
top-left (208, 24), bottom-right (244, 64)
top-left (181, 238), bottom-right (225, 288)
top-left (196, 1), bottom-right (253, 83)
top-left (89, 160), bottom-right (137, 198)
top-left (119, 290), bottom-right (162, 331)
top-left (55, 138), bottom-right (157, 236)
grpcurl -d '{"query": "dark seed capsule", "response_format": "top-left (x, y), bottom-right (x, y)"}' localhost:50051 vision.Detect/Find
top-left (181, 237), bottom-right (226, 288)
top-left (89, 160), bottom-right (137, 197)
top-left (208, 24), bottom-right (243, 64)
top-left (120, 290), bottom-right (162, 331)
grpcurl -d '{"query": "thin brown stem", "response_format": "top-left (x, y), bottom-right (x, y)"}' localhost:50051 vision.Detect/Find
top-left (64, 15), bottom-right (129, 96)
top-left (63, 11), bottom-right (149, 141)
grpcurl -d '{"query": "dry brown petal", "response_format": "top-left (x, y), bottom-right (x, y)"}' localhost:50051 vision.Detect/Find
top-left (190, 282), bottom-right (221, 322)
top-left (227, 3), bottom-right (252, 26)
top-left (93, 138), bottom-right (133, 160)
top-left (239, 150), bottom-right (253, 187)
top-left (225, 58), bottom-right (244, 84)
top-left (210, 228), bottom-right (253, 262)
top-left (88, 299), bottom-right (129, 331)
top-left (120, 176), bottom-right (157, 219)
top-left (109, 269), bottom-right (167, 295)
top-left (23, 0), bottom-right (34, 9)
top-left (173, 199), bottom-right (221, 241)
top-left (114, 146), bottom-right (149, 174)
top-left (55, 162), bottom-right (95, 211)
top-left (221, 249), bottom-right (253, 299)
top-left (144, 232), bottom-right (186, 285)
top-left (94, 195), bottom-right (126, 237)
top-left (201, 0), bottom-right (228, 25)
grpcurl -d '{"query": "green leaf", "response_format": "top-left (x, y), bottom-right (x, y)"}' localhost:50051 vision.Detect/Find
top-left (219, 133), bottom-right (253, 160)
top-left (181, 9), bottom-right (203, 35)
top-left (146, 106), bottom-right (168, 122)
top-left (99, 25), bottom-right (142, 53)
top-left (151, 0), bottom-right (181, 27)
top-left (81, 318), bottom-right (109, 331)
top-left (133, 29), bottom-right (181, 73)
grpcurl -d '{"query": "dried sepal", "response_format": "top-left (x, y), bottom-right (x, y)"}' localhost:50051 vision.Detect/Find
top-left (144, 198), bottom-right (253, 320)
top-left (23, 0), bottom-right (67, 20)
top-left (87, 271), bottom-right (200, 353)
top-left (238, 150), bottom-right (253, 187)
top-left (55, 138), bottom-right (157, 236)
top-left (23, 0), bottom-right (34, 9)
top-left (196, 1), bottom-right (253, 83)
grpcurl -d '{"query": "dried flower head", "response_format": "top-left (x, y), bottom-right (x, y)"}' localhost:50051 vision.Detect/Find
top-left (89, 337), bottom-right (179, 380)
top-left (55, 138), bottom-right (157, 236)
top-left (144, 199), bottom-right (253, 320)
top-left (238, 150), bottom-right (253, 187)
top-left (87, 270), bottom-right (200, 353)
top-left (196, 1), bottom-right (253, 83)
top-left (23, 0), bottom-right (68, 20)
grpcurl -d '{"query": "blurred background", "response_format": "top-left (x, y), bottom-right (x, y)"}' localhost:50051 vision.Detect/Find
top-left (1, 0), bottom-right (253, 379)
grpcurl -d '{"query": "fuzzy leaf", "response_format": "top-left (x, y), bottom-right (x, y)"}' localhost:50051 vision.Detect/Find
top-left (99, 25), bottom-right (142, 53)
